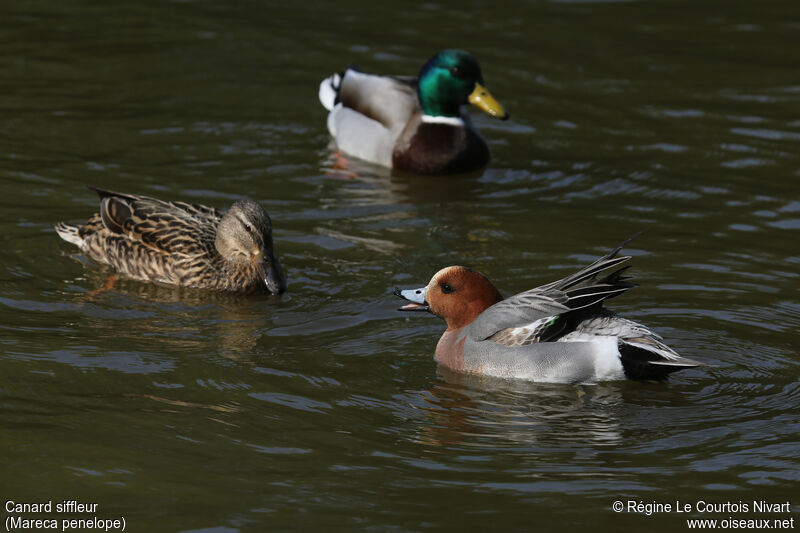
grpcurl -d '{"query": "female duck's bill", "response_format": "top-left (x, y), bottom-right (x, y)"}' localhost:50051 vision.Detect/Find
top-left (250, 246), bottom-right (285, 295)
top-left (55, 187), bottom-right (287, 295)
top-left (318, 49), bottom-right (509, 175)
top-left (394, 242), bottom-right (707, 383)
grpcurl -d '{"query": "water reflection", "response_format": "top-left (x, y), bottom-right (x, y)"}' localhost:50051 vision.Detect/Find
top-left (59, 267), bottom-right (279, 356)
top-left (411, 368), bottom-right (625, 449)
top-left (318, 148), bottom-right (487, 205)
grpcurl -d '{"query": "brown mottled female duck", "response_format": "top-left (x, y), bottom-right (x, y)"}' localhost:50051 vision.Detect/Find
top-left (318, 49), bottom-right (509, 175)
top-left (55, 187), bottom-right (286, 294)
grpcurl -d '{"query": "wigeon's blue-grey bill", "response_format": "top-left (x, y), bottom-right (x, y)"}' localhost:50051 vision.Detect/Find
top-left (394, 287), bottom-right (429, 311)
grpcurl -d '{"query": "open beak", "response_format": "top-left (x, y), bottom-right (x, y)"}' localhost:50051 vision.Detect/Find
top-left (394, 287), bottom-right (429, 312)
top-left (256, 250), bottom-right (286, 295)
top-left (468, 83), bottom-right (509, 120)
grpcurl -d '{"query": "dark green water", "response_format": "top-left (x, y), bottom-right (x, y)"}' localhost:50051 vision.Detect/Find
top-left (2, 0), bottom-right (798, 531)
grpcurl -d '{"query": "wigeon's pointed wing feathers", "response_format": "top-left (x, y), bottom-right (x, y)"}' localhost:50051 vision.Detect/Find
top-left (468, 290), bottom-right (570, 341)
top-left (535, 232), bottom-right (641, 294)
top-left (90, 187), bottom-right (220, 255)
top-left (537, 254), bottom-right (632, 293)
top-left (471, 243), bottom-right (640, 343)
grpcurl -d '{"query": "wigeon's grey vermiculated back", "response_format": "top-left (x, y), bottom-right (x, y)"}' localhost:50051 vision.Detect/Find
top-left (396, 238), bottom-right (705, 383)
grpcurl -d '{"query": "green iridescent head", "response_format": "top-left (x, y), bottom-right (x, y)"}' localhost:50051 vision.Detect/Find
top-left (417, 49), bottom-right (508, 120)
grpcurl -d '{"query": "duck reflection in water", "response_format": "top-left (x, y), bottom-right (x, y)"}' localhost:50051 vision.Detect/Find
top-left (411, 369), bottom-right (625, 448)
top-left (62, 272), bottom-right (278, 355)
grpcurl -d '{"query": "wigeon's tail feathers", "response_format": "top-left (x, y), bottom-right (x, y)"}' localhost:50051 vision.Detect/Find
top-left (619, 337), bottom-right (707, 380)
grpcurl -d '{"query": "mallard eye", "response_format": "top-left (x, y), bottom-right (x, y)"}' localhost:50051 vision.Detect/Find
top-left (449, 66), bottom-right (461, 77)
top-left (243, 223), bottom-right (253, 234)
top-left (441, 282), bottom-right (454, 294)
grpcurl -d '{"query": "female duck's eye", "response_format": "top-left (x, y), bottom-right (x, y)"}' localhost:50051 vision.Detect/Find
top-left (441, 283), bottom-right (454, 294)
top-left (243, 224), bottom-right (253, 234)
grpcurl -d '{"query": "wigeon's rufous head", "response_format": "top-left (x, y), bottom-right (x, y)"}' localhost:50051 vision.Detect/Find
top-left (394, 266), bottom-right (503, 330)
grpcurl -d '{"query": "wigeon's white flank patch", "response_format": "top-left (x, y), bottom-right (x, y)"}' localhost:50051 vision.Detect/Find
top-left (421, 114), bottom-right (465, 126)
top-left (559, 332), bottom-right (625, 380)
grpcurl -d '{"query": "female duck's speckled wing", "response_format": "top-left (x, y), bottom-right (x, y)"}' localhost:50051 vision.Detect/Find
top-left (319, 69), bottom-right (419, 167)
top-left (89, 187), bottom-right (220, 256)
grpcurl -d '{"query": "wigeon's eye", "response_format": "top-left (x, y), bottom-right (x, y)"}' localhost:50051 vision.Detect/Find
top-left (441, 282), bottom-right (454, 294)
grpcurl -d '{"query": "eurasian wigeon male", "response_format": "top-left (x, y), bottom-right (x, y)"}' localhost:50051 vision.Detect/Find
top-left (395, 239), bottom-right (705, 383)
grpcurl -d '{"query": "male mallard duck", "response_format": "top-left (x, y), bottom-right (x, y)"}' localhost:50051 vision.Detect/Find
top-left (395, 239), bottom-right (706, 382)
top-left (55, 187), bottom-right (286, 294)
top-left (318, 49), bottom-right (509, 175)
